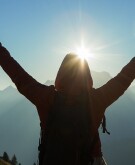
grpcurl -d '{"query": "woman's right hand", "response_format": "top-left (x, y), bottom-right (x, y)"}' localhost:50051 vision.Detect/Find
top-left (0, 43), bottom-right (10, 57)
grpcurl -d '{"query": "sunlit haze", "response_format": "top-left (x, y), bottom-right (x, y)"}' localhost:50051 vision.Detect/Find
top-left (0, 0), bottom-right (135, 89)
top-left (74, 40), bottom-right (93, 61)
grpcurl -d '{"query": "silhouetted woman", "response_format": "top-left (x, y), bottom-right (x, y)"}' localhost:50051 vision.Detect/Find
top-left (0, 43), bottom-right (135, 165)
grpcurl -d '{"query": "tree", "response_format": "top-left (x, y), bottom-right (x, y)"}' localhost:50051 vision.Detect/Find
top-left (33, 163), bottom-right (36, 165)
top-left (2, 152), bottom-right (10, 162)
top-left (11, 154), bottom-right (17, 165)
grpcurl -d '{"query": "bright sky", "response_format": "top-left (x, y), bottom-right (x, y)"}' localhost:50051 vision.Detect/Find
top-left (0, 0), bottom-right (135, 90)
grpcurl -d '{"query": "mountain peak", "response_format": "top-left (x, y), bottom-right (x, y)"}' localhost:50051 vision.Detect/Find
top-left (45, 80), bottom-right (54, 86)
top-left (3, 86), bottom-right (15, 92)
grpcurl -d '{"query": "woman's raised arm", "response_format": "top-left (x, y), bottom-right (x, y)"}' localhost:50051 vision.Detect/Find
top-left (97, 57), bottom-right (135, 109)
top-left (0, 44), bottom-right (49, 106)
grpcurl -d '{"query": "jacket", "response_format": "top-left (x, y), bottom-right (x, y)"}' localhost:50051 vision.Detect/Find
top-left (0, 47), bottom-right (135, 158)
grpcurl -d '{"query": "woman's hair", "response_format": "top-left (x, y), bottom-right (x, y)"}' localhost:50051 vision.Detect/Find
top-left (55, 53), bottom-right (93, 94)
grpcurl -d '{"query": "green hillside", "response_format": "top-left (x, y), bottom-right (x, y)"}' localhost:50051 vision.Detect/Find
top-left (0, 159), bottom-right (11, 165)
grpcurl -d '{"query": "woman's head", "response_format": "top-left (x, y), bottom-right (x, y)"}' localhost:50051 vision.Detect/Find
top-left (55, 53), bottom-right (93, 94)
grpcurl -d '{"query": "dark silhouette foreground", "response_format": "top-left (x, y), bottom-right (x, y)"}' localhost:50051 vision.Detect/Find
top-left (0, 44), bottom-right (135, 165)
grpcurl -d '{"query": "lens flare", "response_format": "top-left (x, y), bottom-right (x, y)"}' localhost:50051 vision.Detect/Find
top-left (74, 41), bottom-right (93, 61)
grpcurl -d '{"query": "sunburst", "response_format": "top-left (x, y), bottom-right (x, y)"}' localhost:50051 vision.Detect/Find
top-left (74, 40), bottom-right (93, 61)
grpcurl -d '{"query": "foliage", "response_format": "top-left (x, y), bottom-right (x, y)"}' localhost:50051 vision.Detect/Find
top-left (11, 155), bottom-right (17, 165)
top-left (0, 152), bottom-right (21, 165)
top-left (2, 152), bottom-right (9, 162)
top-left (0, 152), bottom-right (36, 165)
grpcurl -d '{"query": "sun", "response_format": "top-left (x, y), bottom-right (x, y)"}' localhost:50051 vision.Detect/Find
top-left (76, 46), bottom-right (89, 60)
top-left (74, 41), bottom-right (93, 61)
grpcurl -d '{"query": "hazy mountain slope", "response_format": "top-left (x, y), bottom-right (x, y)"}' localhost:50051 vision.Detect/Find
top-left (0, 97), bottom-right (40, 165)
top-left (91, 71), bottom-right (111, 88)
top-left (0, 86), bottom-right (23, 116)
top-left (102, 138), bottom-right (135, 165)
top-left (100, 90), bottom-right (135, 165)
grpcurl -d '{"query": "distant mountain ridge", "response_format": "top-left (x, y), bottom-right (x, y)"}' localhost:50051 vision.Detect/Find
top-left (43, 70), bottom-right (112, 88)
top-left (0, 70), bottom-right (135, 165)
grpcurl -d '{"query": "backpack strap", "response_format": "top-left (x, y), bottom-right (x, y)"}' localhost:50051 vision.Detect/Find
top-left (102, 115), bottom-right (110, 135)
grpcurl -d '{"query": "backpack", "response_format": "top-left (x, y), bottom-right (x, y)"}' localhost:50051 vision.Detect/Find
top-left (38, 91), bottom-right (102, 165)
